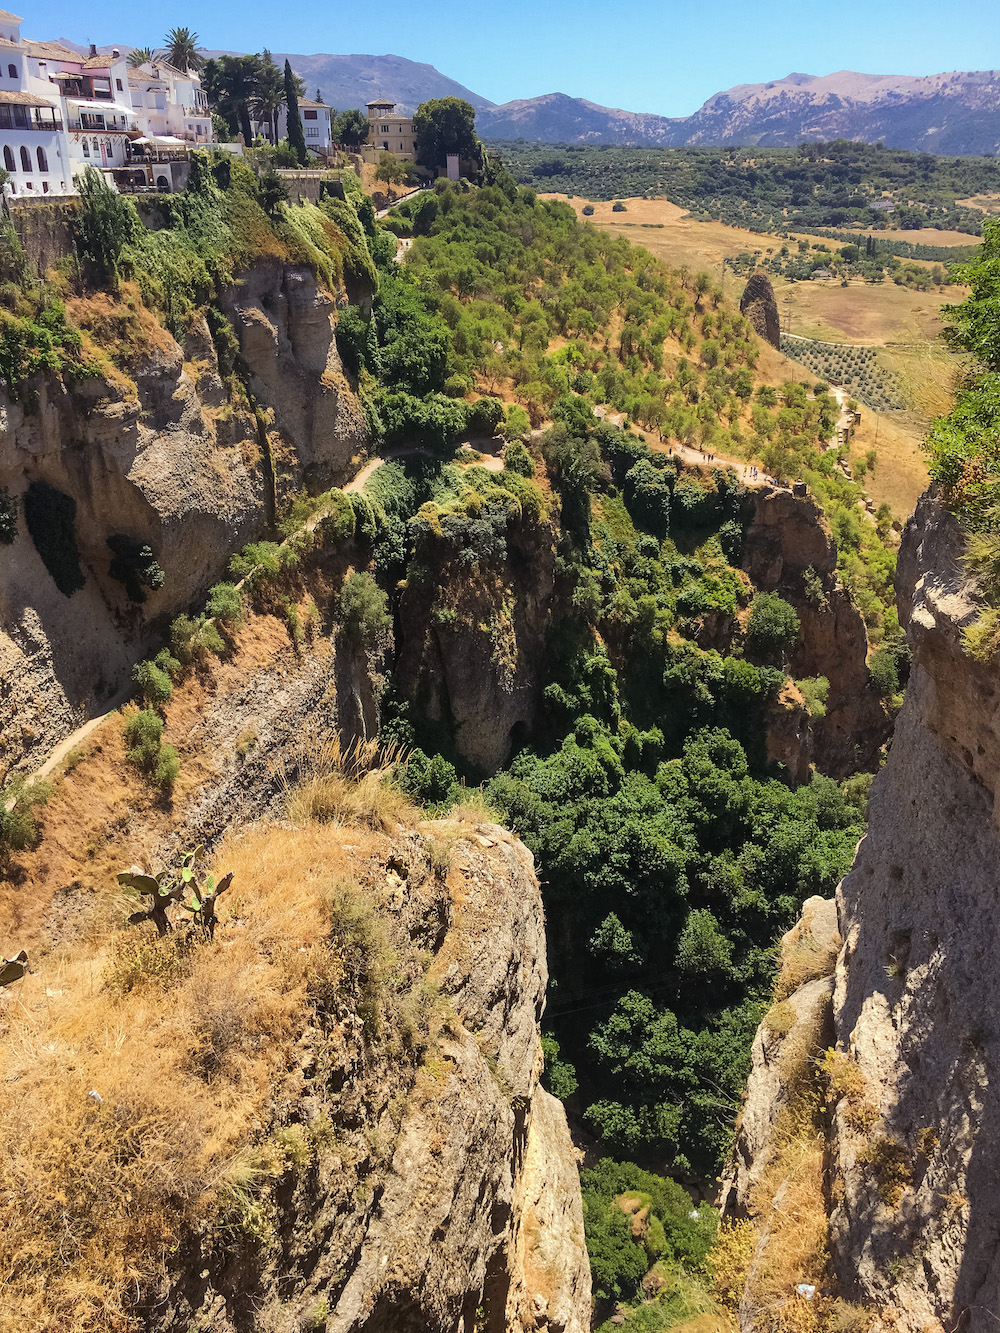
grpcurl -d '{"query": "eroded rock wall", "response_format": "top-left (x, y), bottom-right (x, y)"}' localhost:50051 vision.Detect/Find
top-left (0, 264), bottom-right (365, 782)
top-left (828, 492), bottom-right (1000, 1330)
top-left (742, 486), bottom-right (890, 777)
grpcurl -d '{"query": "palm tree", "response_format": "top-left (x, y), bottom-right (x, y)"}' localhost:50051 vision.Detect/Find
top-left (162, 26), bottom-right (201, 73)
top-left (127, 46), bottom-right (153, 68)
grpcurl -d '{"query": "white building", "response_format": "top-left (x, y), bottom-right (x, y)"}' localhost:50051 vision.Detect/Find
top-left (261, 96), bottom-right (334, 158)
top-left (0, 11), bottom-right (74, 195)
top-left (0, 9), bottom-right (212, 198)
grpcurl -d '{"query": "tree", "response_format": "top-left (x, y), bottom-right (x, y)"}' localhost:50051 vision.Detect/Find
top-left (284, 60), bottom-right (308, 165)
top-left (203, 55), bottom-right (259, 144)
top-left (375, 151), bottom-right (406, 186)
top-left (412, 97), bottom-right (478, 170)
top-left (747, 591), bottom-right (800, 660)
top-left (73, 166), bottom-right (139, 286)
top-left (127, 46), bottom-right (153, 68)
top-left (252, 50), bottom-right (285, 145)
top-left (162, 26), bottom-right (201, 73)
top-left (258, 166), bottom-right (288, 216)
top-left (334, 108), bottom-right (369, 148)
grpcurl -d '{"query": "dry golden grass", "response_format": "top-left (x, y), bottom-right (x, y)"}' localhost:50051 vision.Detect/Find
top-left (283, 732), bottom-right (419, 831)
top-left (0, 820), bottom-right (392, 1333)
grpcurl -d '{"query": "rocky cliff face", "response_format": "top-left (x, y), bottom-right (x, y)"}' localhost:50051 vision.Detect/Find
top-left (726, 490), bottom-right (1000, 1329)
top-left (394, 515), bottom-right (559, 775)
top-left (741, 486), bottom-right (890, 778)
top-left (156, 822), bottom-right (590, 1333)
top-left (827, 491), bottom-right (1000, 1330)
top-left (0, 263), bottom-right (366, 783)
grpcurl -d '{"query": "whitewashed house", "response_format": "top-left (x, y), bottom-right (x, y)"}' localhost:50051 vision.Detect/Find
top-left (0, 10), bottom-right (73, 195)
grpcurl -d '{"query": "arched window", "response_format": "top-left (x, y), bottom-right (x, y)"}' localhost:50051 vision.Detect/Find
top-left (3, 145), bottom-right (13, 171)
top-left (36, 145), bottom-right (47, 172)
top-left (104, 139), bottom-right (112, 158)
top-left (82, 138), bottom-right (90, 157)
top-left (91, 137), bottom-right (99, 155)
top-left (19, 145), bottom-right (30, 171)
top-left (7, 64), bottom-right (16, 78)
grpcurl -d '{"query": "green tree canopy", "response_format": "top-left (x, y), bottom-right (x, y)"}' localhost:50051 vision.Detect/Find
top-left (412, 97), bottom-right (478, 169)
top-left (334, 108), bottom-right (369, 148)
top-left (284, 59), bottom-right (307, 166)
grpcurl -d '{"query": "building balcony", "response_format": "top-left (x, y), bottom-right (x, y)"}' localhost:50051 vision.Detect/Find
top-left (68, 117), bottom-right (138, 133)
top-left (0, 109), bottom-right (63, 132)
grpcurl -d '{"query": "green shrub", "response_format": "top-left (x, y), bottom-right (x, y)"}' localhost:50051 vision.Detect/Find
top-left (124, 709), bottom-right (178, 791)
top-left (582, 204), bottom-right (595, 216)
top-left (612, 202), bottom-right (627, 213)
top-left (500, 404), bottom-right (531, 442)
top-left (207, 582), bottom-right (244, 626)
top-left (315, 489), bottom-right (356, 546)
top-left (229, 541), bottom-right (283, 589)
top-left (107, 535), bottom-right (164, 604)
top-left (0, 778), bottom-right (50, 858)
top-left (747, 591), bottom-right (800, 658)
top-left (467, 395), bottom-right (505, 437)
top-left (132, 658), bottom-right (173, 705)
top-left (868, 646), bottom-right (900, 697)
top-left (797, 676), bottom-right (830, 718)
top-left (503, 441), bottom-right (536, 477)
top-left (339, 570), bottom-right (391, 648)
top-left (23, 481), bottom-right (85, 597)
top-left (541, 1031), bottom-right (579, 1100)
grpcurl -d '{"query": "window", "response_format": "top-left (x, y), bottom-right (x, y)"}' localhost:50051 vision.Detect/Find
top-left (82, 138), bottom-right (90, 157)
top-left (3, 145), bottom-right (13, 171)
top-left (36, 145), bottom-right (47, 171)
top-left (42, 180), bottom-right (48, 192)
top-left (305, 127), bottom-right (319, 138)
top-left (116, 78), bottom-right (123, 90)
top-left (19, 145), bottom-right (30, 171)
top-left (105, 139), bottom-right (112, 157)
top-left (92, 138), bottom-right (99, 154)
top-left (303, 109), bottom-right (317, 120)
top-left (7, 63), bottom-right (16, 78)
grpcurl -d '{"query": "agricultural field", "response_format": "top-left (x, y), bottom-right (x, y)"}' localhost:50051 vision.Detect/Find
top-left (780, 338), bottom-right (906, 411)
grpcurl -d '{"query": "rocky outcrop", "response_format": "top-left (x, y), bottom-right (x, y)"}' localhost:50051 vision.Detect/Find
top-left (742, 485), bottom-right (891, 776)
top-left (0, 265), bottom-right (365, 783)
top-left (394, 518), bottom-right (559, 774)
top-left (722, 896), bottom-right (839, 1217)
top-left (728, 491), bottom-right (1000, 1329)
top-left (740, 273), bottom-right (781, 349)
top-left (150, 820), bottom-right (591, 1333)
top-left (826, 492), bottom-right (1000, 1330)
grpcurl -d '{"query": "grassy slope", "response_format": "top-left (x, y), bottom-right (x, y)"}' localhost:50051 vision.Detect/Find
top-left (549, 194), bottom-right (962, 519)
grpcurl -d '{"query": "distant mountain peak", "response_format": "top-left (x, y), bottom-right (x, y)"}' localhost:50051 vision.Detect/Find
top-left (479, 70), bottom-right (1000, 155)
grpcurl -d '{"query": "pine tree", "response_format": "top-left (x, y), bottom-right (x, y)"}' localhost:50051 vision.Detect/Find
top-left (284, 60), bottom-right (307, 166)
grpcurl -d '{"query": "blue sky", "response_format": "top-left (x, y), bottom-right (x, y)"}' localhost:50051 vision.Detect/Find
top-left (21, 0), bottom-right (1000, 115)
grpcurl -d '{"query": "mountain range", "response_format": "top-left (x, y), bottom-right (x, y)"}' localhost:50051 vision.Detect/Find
top-left (477, 71), bottom-right (1000, 155)
top-left (62, 42), bottom-right (1000, 154)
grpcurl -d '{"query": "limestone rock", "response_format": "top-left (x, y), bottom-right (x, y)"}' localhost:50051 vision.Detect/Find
top-left (742, 486), bottom-right (891, 776)
top-left (740, 273), bottom-right (781, 349)
top-left (0, 263), bottom-right (364, 782)
top-left (721, 896), bottom-right (838, 1217)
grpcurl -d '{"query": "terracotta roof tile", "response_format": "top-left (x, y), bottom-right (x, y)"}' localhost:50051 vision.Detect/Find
top-left (0, 9), bottom-right (23, 24)
top-left (0, 87), bottom-right (56, 105)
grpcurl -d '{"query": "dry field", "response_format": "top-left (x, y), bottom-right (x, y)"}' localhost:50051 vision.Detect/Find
top-left (552, 194), bottom-right (970, 518)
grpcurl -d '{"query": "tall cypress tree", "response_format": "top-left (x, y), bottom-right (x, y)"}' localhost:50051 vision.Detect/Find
top-left (284, 60), bottom-right (307, 166)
